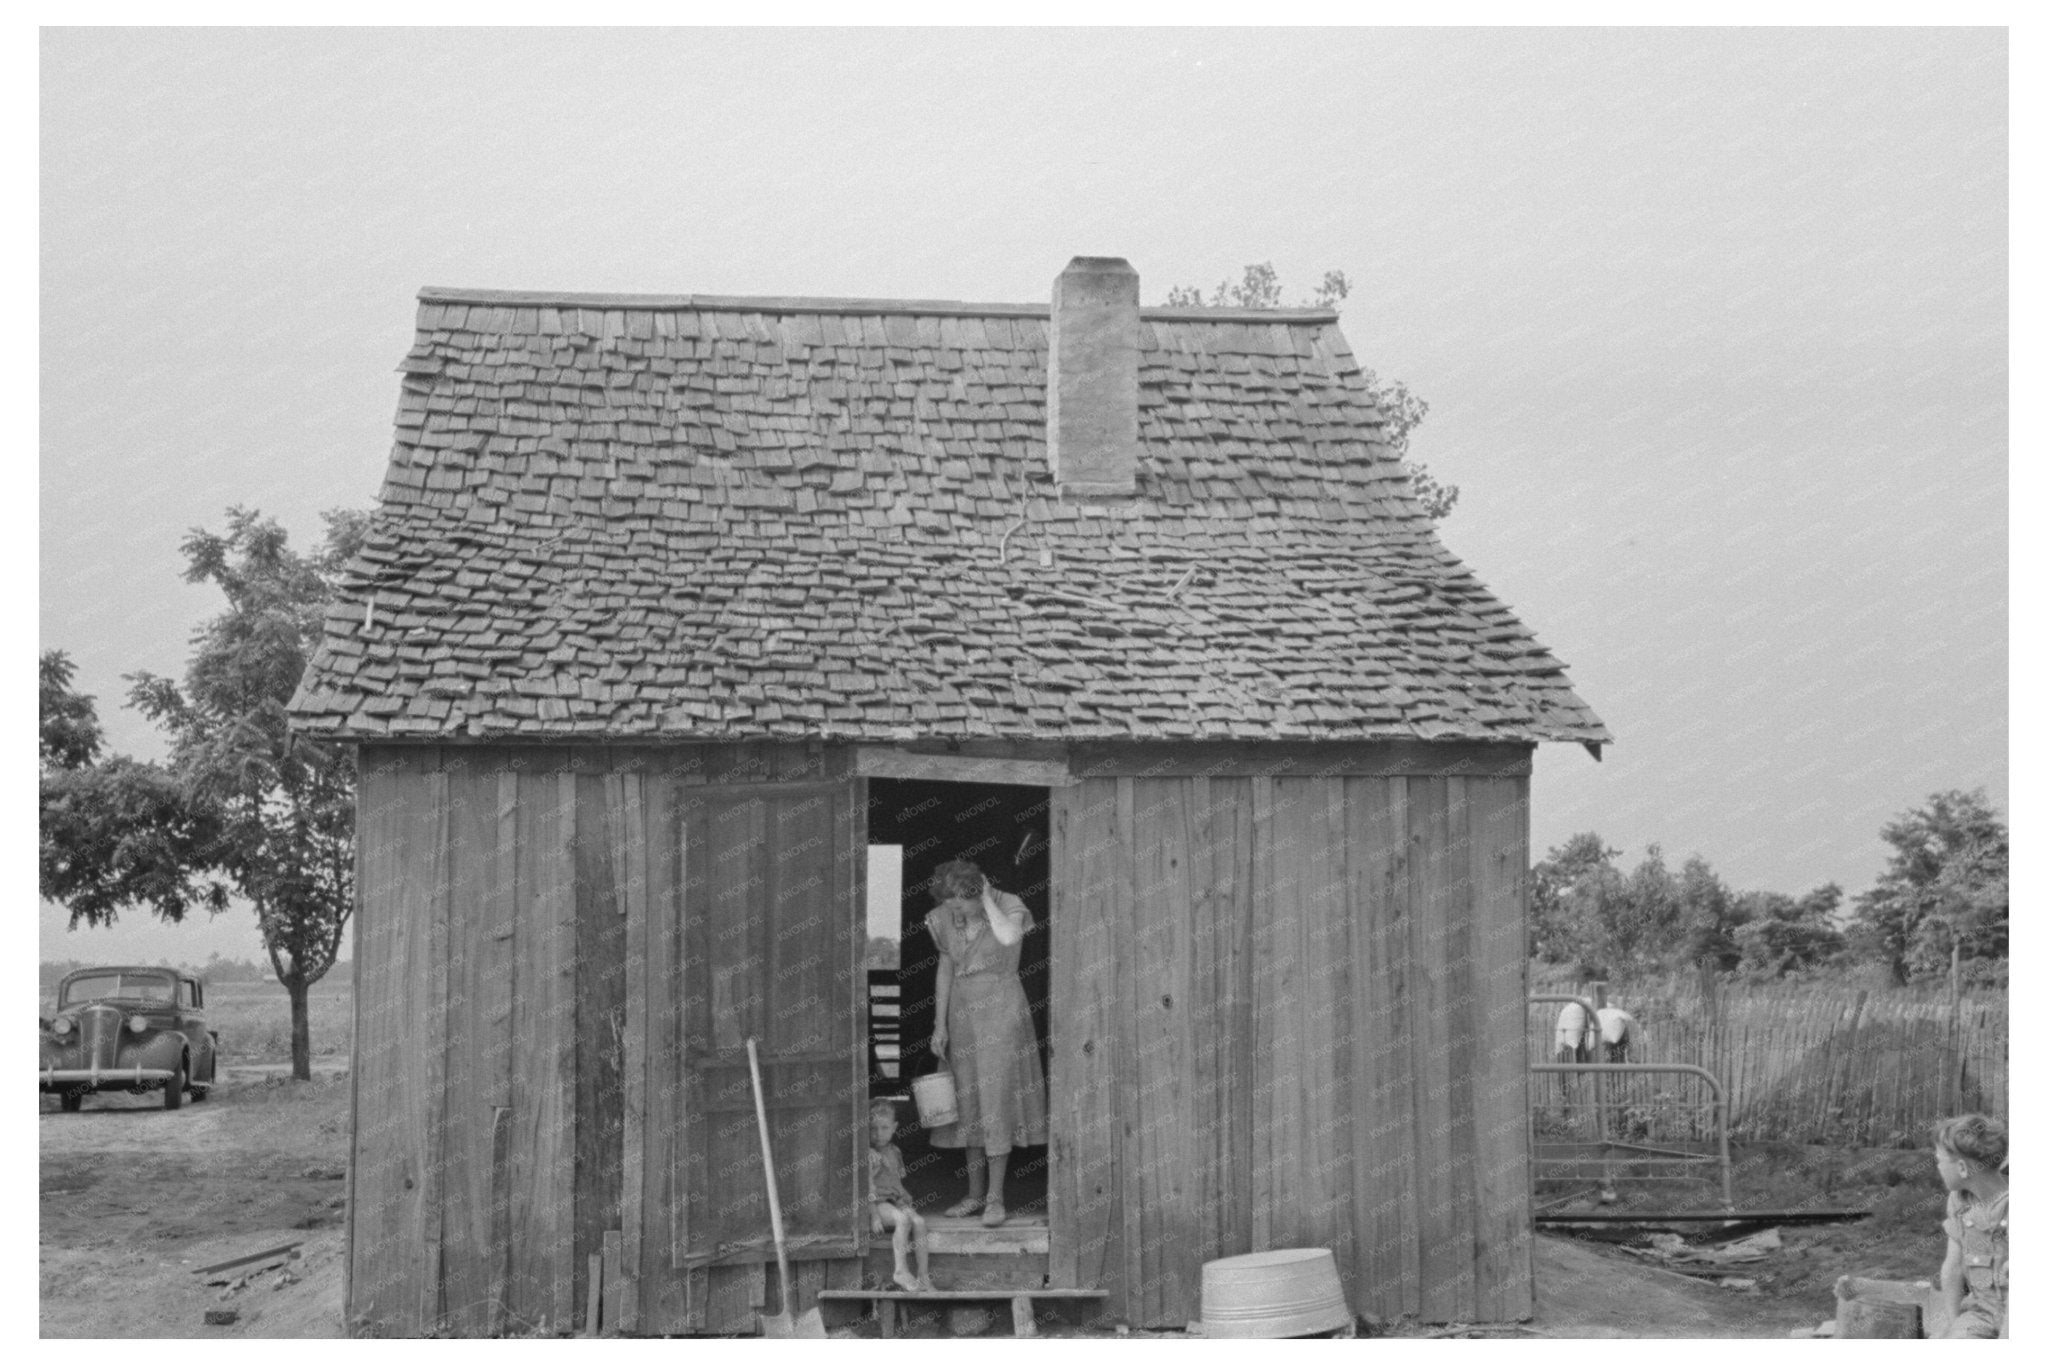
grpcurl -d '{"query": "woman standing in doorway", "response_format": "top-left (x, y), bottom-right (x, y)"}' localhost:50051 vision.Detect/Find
top-left (925, 858), bottom-right (1047, 1228)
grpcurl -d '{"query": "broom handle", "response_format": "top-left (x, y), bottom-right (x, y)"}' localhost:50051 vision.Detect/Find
top-left (746, 1038), bottom-right (796, 1315)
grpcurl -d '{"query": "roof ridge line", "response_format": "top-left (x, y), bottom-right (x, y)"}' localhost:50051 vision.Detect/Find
top-left (415, 286), bottom-right (1337, 323)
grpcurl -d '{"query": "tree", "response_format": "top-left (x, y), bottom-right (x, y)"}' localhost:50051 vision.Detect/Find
top-left (1611, 845), bottom-right (1681, 975)
top-left (1674, 854), bottom-right (1742, 972)
top-left (42, 507), bottom-right (367, 1080)
top-left (1850, 789), bottom-right (2008, 985)
top-left (1734, 883), bottom-right (1847, 978)
top-left (1529, 831), bottom-right (1622, 964)
top-left (40, 651), bottom-right (227, 926)
top-left (1164, 263), bottom-right (1458, 519)
top-left (39, 650), bottom-right (103, 771)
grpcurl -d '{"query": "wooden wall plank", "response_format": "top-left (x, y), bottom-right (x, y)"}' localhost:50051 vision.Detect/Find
top-left (1112, 778), bottom-right (1140, 1319)
top-left (1441, 777), bottom-right (1480, 1321)
top-left (673, 785), bottom-right (712, 1290)
top-left (639, 774), bottom-right (687, 1333)
top-left (1346, 777), bottom-right (1420, 1321)
top-left (619, 772), bottom-right (647, 1332)
top-left (1130, 777), bottom-right (1198, 1326)
top-left (1204, 777), bottom-right (1257, 1264)
top-left (348, 753), bottom-right (422, 1330)
top-left (510, 771), bottom-right (576, 1331)
top-left (418, 772), bottom-right (452, 1330)
top-left (841, 782), bottom-right (868, 1265)
top-left (573, 774), bottom-right (626, 1328)
top-left (1048, 779), bottom-right (1118, 1297)
top-left (440, 768), bottom-right (501, 1334)
top-left (1469, 777), bottom-right (1534, 1321)
top-left (484, 772), bottom-right (517, 1336)
top-left (1406, 775), bottom-right (1467, 1323)
top-left (1069, 739), bottom-right (1533, 779)
top-left (1306, 780), bottom-right (1357, 1308)
top-left (1248, 775), bottom-right (1276, 1254)
top-left (1259, 779), bottom-right (1308, 1254)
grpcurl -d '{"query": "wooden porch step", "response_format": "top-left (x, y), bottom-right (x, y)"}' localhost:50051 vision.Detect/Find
top-left (818, 1287), bottom-right (1106, 1339)
top-left (921, 1213), bottom-right (1048, 1256)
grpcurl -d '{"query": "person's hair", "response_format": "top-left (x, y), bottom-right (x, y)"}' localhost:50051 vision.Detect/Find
top-left (1933, 1113), bottom-right (2008, 1170)
top-left (870, 1099), bottom-right (898, 1122)
top-left (929, 859), bottom-right (985, 905)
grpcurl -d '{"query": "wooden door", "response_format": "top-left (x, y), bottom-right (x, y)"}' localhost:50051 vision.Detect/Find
top-left (676, 781), bottom-right (864, 1282)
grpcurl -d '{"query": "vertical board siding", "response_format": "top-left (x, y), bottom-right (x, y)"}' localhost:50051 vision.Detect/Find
top-left (1306, 780), bottom-right (1356, 1300)
top-left (348, 752), bottom-right (431, 1330)
top-left (1129, 778), bottom-right (1197, 1325)
top-left (1041, 766), bottom-right (1533, 1329)
top-left (675, 782), bottom-right (859, 1333)
top-left (349, 745), bottom-right (1537, 1336)
top-left (1405, 776), bottom-right (1469, 1323)
top-left (572, 774), bottom-right (626, 1327)
top-left (439, 765), bottom-right (504, 1333)
top-left (1204, 778), bottom-right (1257, 1266)
top-left (1247, 775), bottom-right (1276, 1255)
top-left (618, 773), bottom-right (647, 1333)
top-left (1049, 778), bottom-right (1120, 1294)
top-left (1346, 776), bottom-right (1421, 1320)
top-left (1470, 777), bottom-right (1534, 1320)
top-left (508, 769), bottom-right (576, 1330)
top-left (1439, 778), bottom-right (1481, 1319)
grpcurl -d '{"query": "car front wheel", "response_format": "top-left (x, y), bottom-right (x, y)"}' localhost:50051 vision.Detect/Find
top-left (163, 1057), bottom-right (186, 1110)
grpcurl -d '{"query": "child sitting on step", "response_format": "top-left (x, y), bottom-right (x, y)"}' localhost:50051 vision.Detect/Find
top-left (869, 1100), bottom-right (934, 1292)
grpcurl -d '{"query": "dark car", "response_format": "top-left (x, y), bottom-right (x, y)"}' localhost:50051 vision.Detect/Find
top-left (40, 967), bottom-right (219, 1111)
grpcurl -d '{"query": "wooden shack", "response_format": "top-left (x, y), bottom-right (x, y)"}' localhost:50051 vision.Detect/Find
top-left (291, 257), bottom-right (1607, 1336)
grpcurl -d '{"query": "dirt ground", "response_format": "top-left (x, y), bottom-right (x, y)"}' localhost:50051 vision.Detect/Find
top-left (40, 1066), bottom-right (1950, 1339)
top-left (38, 1062), bottom-right (351, 1339)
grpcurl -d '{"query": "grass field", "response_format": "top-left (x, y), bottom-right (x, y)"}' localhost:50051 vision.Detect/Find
top-left (202, 977), bottom-right (354, 1063)
top-left (40, 974), bottom-right (355, 1065)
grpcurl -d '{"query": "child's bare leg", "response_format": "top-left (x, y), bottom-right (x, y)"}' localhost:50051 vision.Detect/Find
top-left (882, 1205), bottom-right (918, 1291)
top-left (910, 1212), bottom-right (932, 1289)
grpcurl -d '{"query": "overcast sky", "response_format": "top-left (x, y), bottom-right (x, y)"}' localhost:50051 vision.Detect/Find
top-left (38, 27), bottom-right (2006, 965)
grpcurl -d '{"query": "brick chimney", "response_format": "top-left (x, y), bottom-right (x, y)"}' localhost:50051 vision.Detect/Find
top-left (1047, 256), bottom-right (1139, 496)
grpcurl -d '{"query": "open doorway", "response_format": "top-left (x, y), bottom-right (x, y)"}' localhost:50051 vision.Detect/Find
top-left (866, 778), bottom-right (1052, 1222)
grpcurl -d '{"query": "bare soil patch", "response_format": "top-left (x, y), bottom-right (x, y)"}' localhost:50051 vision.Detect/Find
top-left (38, 1064), bottom-right (350, 1338)
top-left (41, 1067), bottom-right (1943, 1338)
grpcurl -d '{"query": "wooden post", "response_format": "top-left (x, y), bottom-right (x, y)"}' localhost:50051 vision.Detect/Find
top-left (583, 1251), bottom-right (603, 1336)
top-left (1946, 942), bottom-right (1963, 1113)
top-left (1591, 982), bottom-right (1612, 1196)
top-left (1828, 990), bottom-right (1869, 1146)
top-left (601, 1230), bottom-right (624, 1335)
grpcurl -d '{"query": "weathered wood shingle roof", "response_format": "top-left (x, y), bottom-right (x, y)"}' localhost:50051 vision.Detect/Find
top-left (289, 287), bottom-right (1607, 745)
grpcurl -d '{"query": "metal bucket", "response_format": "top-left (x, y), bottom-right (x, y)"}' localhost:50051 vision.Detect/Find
top-left (911, 1069), bottom-right (958, 1129)
top-left (1200, 1248), bottom-right (1352, 1339)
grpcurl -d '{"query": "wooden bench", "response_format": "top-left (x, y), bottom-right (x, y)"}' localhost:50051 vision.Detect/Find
top-left (816, 1287), bottom-right (1108, 1338)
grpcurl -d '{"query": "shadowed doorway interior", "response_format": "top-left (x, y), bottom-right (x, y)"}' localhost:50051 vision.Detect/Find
top-left (865, 778), bottom-right (1051, 1222)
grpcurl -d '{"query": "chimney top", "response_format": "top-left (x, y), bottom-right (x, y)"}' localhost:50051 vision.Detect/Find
top-left (1047, 257), bottom-right (1140, 498)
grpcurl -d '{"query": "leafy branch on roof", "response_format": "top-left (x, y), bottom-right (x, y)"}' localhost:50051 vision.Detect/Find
top-left (1164, 263), bottom-right (1458, 521)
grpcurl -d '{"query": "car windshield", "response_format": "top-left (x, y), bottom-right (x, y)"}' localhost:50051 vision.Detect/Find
top-left (60, 973), bottom-right (176, 1006)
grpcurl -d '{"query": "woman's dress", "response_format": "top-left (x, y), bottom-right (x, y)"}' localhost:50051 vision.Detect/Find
top-left (925, 893), bottom-right (1048, 1155)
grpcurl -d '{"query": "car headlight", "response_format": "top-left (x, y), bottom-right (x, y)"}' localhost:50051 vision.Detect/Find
top-left (51, 1016), bottom-right (72, 1037)
top-left (127, 1014), bottom-right (149, 1034)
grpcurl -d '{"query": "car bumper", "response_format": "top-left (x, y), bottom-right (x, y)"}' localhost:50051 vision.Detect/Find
top-left (41, 1064), bottom-right (177, 1090)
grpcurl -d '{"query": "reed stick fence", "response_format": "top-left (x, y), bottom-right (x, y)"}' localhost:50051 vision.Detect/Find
top-left (1526, 978), bottom-right (2007, 1148)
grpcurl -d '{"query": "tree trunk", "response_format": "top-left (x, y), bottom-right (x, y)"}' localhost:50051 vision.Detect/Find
top-left (287, 976), bottom-right (312, 1081)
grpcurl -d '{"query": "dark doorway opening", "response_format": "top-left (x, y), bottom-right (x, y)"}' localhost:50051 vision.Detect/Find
top-left (866, 778), bottom-right (1052, 1221)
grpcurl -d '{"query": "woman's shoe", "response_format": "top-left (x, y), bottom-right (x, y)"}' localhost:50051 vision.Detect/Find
top-left (981, 1199), bottom-right (1007, 1228)
top-left (943, 1197), bottom-right (985, 1218)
